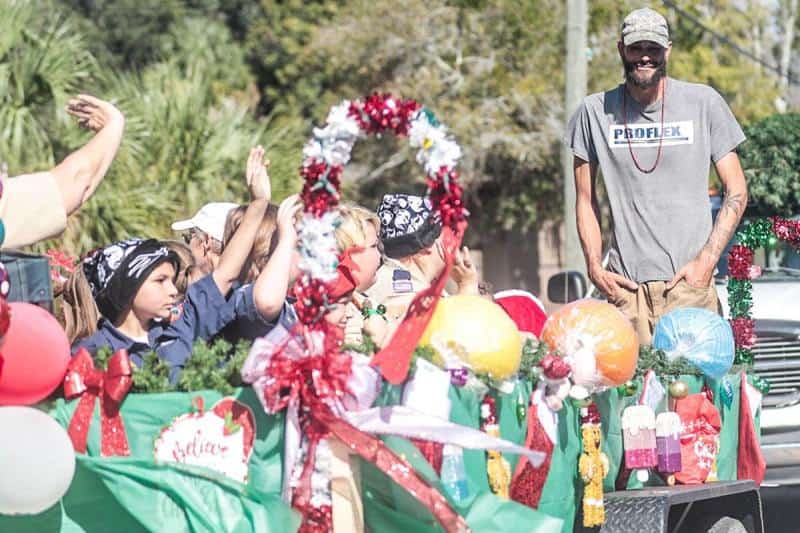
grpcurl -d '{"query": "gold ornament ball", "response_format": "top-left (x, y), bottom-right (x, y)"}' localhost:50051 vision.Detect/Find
top-left (668, 380), bottom-right (689, 398)
top-left (420, 295), bottom-right (522, 381)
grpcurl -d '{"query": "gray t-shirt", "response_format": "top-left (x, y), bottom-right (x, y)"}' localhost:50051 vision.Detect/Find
top-left (566, 78), bottom-right (745, 283)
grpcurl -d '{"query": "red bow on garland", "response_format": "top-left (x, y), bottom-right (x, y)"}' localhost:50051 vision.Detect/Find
top-left (64, 348), bottom-right (133, 456)
top-left (262, 324), bottom-right (467, 533)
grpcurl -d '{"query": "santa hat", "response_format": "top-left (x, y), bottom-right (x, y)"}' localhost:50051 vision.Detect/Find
top-left (494, 289), bottom-right (548, 337)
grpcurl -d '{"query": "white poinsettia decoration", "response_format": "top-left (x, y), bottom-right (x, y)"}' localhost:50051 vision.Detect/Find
top-left (297, 212), bottom-right (341, 282)
top-left (408, 110), bottom-right (462, 175)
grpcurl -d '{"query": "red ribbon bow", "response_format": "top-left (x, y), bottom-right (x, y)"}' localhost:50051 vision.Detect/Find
top-left (262, 324), bottom-right (468, 533)
top-left (64, 348), bottom-right (133, 456)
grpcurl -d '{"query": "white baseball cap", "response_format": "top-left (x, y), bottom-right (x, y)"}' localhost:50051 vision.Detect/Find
top-left (171, 202), bottom-right (239, 242)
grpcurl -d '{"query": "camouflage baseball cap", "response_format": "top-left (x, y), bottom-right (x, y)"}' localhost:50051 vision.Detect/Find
top-left (621, 8), bottom-right (669, 48)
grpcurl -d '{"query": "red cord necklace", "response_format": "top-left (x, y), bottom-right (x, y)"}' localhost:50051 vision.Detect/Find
top-left (622, 78), bottom-right (667, 174)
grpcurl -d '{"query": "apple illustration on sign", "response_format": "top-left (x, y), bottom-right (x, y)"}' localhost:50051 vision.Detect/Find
top-left (154, 397), bottom-right (256, 483)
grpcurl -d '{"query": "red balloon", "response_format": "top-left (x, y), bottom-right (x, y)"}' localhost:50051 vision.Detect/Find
top-left (0, 303), bottom-right (70, 405)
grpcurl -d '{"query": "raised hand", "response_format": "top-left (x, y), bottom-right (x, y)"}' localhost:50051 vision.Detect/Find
top-left (66, 94), bottom-right (124, 132)
top-left (452, 246), bottom-right (480, 295)
top-left (276, 194), bottom-right (303, 244)
top-left (246, 145), bottom-right (271, 202)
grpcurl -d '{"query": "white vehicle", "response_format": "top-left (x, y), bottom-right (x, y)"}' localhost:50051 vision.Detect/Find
top-left (718, 252), bottom-right (800, 487)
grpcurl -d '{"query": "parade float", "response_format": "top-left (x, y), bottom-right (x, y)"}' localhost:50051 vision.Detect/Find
top-left (0, 94), bottom-right (795, 532)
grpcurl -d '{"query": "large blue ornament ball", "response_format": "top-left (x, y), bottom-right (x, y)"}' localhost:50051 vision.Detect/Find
top-left (652, 307), bottom-right (735, 380)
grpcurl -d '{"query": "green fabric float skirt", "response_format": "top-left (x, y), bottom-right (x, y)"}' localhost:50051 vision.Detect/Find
top-left (0, 372), bottom-right (749, 532)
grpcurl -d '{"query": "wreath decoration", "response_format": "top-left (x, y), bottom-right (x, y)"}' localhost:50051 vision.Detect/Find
top-left (293, 93), bottom-right (467, 321)
top-left (265, 93), bottom-right (469, 532)
top-left (726, 216), bottom-right (800, 390)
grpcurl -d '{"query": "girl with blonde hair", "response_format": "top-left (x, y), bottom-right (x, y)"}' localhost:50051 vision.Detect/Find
top-left (333, 203), bottom-right (387, 346)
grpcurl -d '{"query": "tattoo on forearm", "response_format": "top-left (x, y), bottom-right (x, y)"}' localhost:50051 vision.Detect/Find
top-left (702, 192), bottom-right (746, 260)
top-left (722, 192), bottom-right (745, 218)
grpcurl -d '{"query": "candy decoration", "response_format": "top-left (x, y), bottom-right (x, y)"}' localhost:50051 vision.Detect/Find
top-left (578, 403), bottom-right (608, 527)
top-left (655, 412), bottom-right (682, 485)
top-left (480, 395), bottom-right (511, 499)
top-left (621, 405), bottom-right (657, 483)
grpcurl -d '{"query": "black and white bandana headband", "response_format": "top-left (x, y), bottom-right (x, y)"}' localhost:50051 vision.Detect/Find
top-left (376, 193), bottom-right (442, 259)
top-left (83, 238), bottom-right (176, 323)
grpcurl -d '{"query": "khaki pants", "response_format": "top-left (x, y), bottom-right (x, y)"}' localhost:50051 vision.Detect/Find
top-left (613, 280), bottom-right (720, 345)
top-left (330, 438), bottom-right (364, 533)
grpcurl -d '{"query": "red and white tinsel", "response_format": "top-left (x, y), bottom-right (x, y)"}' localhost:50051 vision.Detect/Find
top-left (286, 93), bottom-right (469, 532)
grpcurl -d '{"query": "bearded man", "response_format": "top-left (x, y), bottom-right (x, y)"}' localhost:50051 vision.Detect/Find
top-left (566, 7), bottom-right (748, 343)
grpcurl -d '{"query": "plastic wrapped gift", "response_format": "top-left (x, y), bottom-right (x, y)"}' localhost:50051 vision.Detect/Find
top-left (420, 295), bottom-right (522, 381)
top-left (541, 300), bottom-right (639, 389)
top-left (652, 308), bottom-right (734, 380)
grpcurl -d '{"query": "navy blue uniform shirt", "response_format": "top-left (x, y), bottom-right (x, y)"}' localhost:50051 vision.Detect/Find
top-left (219, 283), bottom-right (297, 343)
top-left (72, 273), bottom-right (233, 381)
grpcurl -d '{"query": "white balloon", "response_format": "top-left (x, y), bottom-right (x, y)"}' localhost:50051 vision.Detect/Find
top-left (0, 406), bottom-right (76, 515)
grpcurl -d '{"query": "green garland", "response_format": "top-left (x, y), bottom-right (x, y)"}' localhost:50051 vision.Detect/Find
top-left (518, 338), bottom-right (548, 382)
top-left (735, 218), bottom-right (774, 249)
top-left (84, 334), bottom-right (724, 399)
top-left (344, 334), bottom-right (436, 377)
top-left (634, 345), bottom-right (702, 379)
top-left (341, 335), bottom-right (378, 358)
top-left (726, 278), bottom-right (753, 319)
top-left (94, 339), bottom-right (252, 395)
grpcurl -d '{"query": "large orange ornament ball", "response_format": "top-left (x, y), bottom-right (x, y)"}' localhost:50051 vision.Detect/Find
top-left (420, 295), bottom-right (522, 381)
top-left (541, 299), bottom-right (639, 388)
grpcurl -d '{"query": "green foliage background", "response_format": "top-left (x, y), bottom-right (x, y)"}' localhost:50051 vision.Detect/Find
top-left (0, 0), bottom-right (792, 256)
top-left (738, 113), bottom-right (800, 216)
